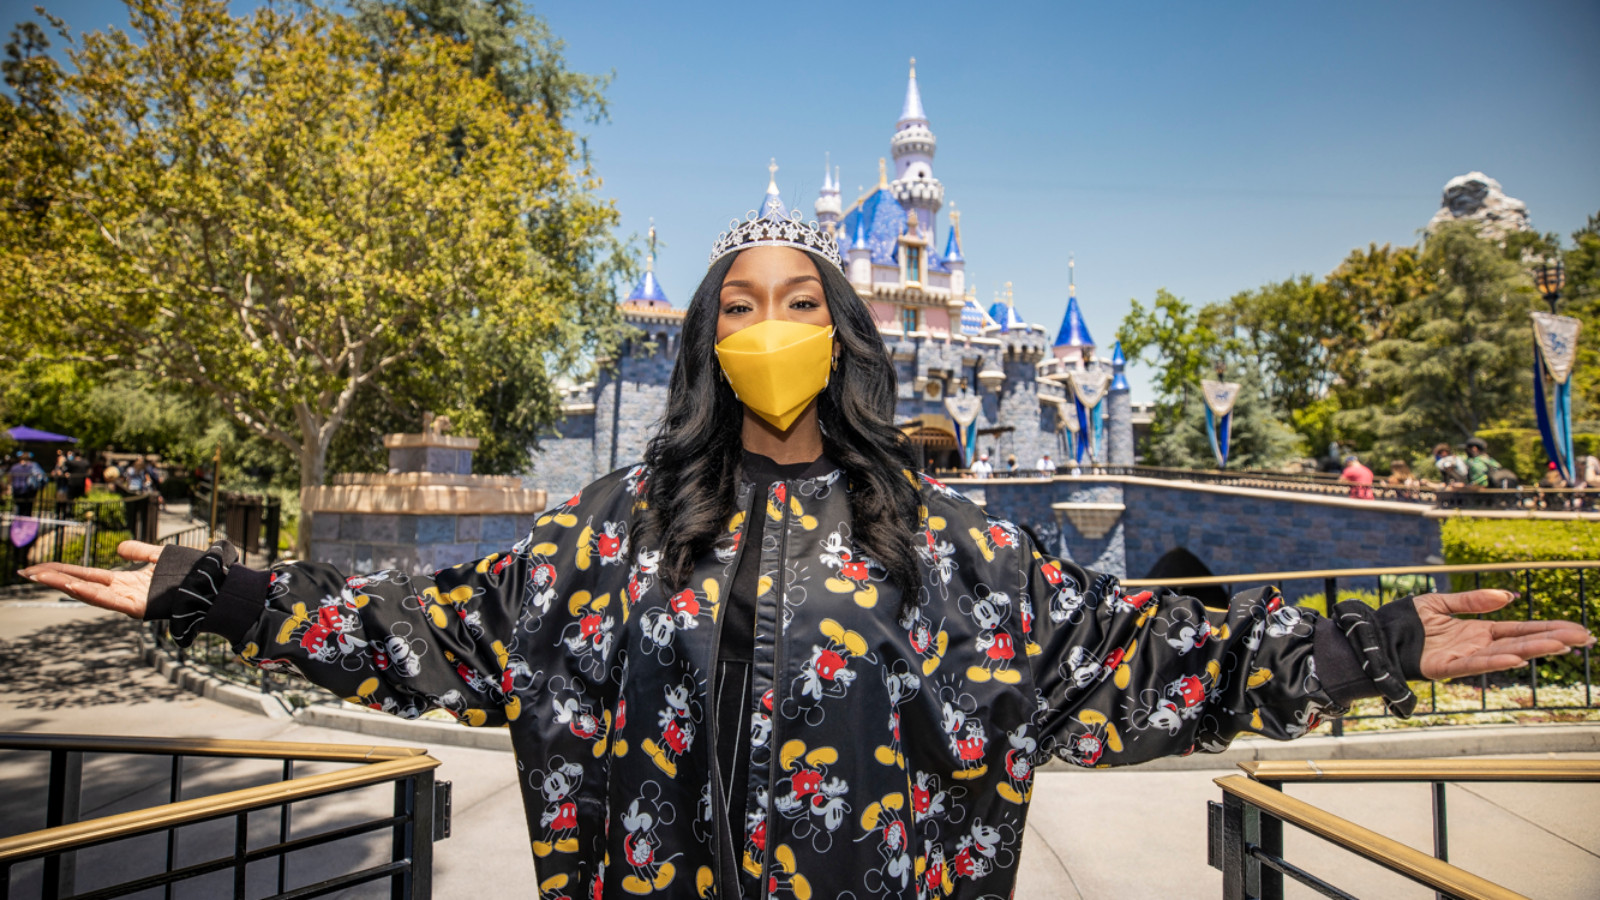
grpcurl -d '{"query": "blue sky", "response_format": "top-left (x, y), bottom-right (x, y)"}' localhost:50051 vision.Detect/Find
top-left (12, 0), bottom-right (1600, 398)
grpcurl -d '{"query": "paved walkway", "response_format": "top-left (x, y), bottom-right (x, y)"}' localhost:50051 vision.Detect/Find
top-left (2, 598), bottom-right (1596, 899)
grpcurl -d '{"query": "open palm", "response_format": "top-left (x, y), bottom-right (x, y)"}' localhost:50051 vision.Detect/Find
top-left (1416, 589), bottom-right (1594, 680)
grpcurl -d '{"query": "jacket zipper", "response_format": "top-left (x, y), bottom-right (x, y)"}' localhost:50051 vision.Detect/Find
top-left (759, 478), bottom-right (790, 900)
top-left (705, 486), bottom-right (759, 897)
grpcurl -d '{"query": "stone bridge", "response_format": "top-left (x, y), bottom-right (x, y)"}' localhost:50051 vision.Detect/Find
top-left (951, 473), bottom-right (1452, 583)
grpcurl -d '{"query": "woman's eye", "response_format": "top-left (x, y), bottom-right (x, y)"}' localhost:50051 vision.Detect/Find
top-left (722, 303), bottom-right (751, 315)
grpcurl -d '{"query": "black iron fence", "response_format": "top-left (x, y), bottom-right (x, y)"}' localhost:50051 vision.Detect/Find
top-left (1210, 758), bottom-right (1599, 900)
top-left (0, 495), bottom-right (158, 588)
top-left (0, 733), bottom-right (449, 900)
top-left (1127, 560), bottom-right (1599, 734)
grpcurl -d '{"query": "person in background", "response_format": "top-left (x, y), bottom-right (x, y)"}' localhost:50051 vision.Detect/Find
top-left (969, 451), bottom-right (993, 478)
top-left (1464, 437), bottom-right (1500, 488)
top-left (1431, 442), bottom-right (1468, 487)
top-left (1386, 459), bottom-right (1419, 499)
top-left (1035, 451), bottom-right (1054, 473)
top-left (1340, 453), bottom-right (1375, 500)
top-left (61, 451), bottom-right (91, 503)
top-left (8, 452), bottom-right (48, 517)
top-left (1005, 454), bottom-right (1019, 474)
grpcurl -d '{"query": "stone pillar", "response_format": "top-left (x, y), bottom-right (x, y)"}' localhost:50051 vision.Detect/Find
top-left (302, 426), bottom-right (547, 575)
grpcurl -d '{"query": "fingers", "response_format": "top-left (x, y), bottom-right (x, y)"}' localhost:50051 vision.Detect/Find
top-left (1487, 620), bottom-right (1596, 647)
top-left (20, 562), bottom-right (116, 586)
top-left (24, 568), bottom-right (143, 617)
top-left (118, 540), bottom-right (163, 565)
top-left (1418, 589), bottom-right (1518, 616)
top-left (1430, 654), bottom-right (1533, 680)
top-left (1478, 635), bottom-right (1590, 661)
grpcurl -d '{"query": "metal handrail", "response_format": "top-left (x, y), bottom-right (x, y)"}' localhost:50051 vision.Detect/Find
top-left (0, 733), bottom-right (428, 763)
top-left (1238, 759), bottom-right (1600, 783)
top-left (1212, 774), bottom-right (1526, 900)
top-left (1124, 558), bottom-right (1598, 589)
top-left (0, 756), bottom-right (438, 865)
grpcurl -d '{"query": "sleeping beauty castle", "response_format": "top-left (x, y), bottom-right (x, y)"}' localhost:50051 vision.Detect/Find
top-left (528, 60), bottom-right (1135, 500)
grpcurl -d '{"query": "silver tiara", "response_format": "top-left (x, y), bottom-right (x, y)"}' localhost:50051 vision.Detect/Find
top-left (709, 209), bottom-right (844, 272)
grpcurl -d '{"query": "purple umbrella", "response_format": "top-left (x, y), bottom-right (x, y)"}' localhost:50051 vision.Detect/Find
top-left (6, 426), bottom-right (78, 443)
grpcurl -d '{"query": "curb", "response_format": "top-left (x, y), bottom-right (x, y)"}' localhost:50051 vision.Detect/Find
top-left (296, 705), bottom-right (513, 751)
top-left (141, 647), bottom-right (294, 720)
top-left (140, 643), bottom-right (1600, 762)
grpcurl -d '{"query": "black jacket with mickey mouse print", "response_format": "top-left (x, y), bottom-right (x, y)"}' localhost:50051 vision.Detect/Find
top-left (147, 462), bottom-right (1422, 900)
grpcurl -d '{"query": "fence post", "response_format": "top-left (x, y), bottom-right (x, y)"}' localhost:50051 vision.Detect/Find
top-left (43, 749), bottom-right (82, 899)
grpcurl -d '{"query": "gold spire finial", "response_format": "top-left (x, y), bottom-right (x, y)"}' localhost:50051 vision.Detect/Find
top-left (909, 57), bottom-right (916, 79)
top-left (647, 218), bottom-right (656, 272)
top-left (1068, 253), bottom-right (1075, 297)
top-left (1005, 281), bottom-right (1014, 307)
top-left (949, 202), bottom-right (961, 243)
top-left (877, 157), bottom-right (888, 188)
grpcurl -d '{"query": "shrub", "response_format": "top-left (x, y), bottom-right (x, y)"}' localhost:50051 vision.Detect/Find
top-left (1441, 517), bottom-right (1600, 684)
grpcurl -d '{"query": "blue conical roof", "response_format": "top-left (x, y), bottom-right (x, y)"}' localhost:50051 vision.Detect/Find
top-left (759, 159), bottom-right (788, 220)
top-left (1110, 340), bottom-right (1129, 391)
top-left (900, 58), bottom-right (927, 124)
top-left (626, 269), bottom-right (669, 306)
top-left (1053, 293), bottom-right (1095, 349)
top-left (942, 223), bottom-right (963, 264)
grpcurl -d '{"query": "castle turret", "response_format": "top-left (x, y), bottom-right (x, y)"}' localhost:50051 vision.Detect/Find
top-left (942, 203), bottom-right (966, 297)
top-left (1108, 340), bottom-right (1133, 464)
top-left (814, 155), bottom-right (841, 233)
top-left (888, 58), bottom-right (944, 240)
top-left (848, 209), bottom-right (872, 286)
top-left (759, 159), bottom-right (788, 220)
top-left (1052, 258), bottom-right (1095, 365)
top-left (622, 221), bottom-right (671, 312)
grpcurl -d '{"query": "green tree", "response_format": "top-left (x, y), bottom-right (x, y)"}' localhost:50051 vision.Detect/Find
top-left (1562, 212), bottom-right (1600, 423)
top-left (1, 0), bottom-right (626, 501)
top-left (1338, 222), bottom-right (1536, 456)
top-left (1143, 361), bottom-right (1301, 470)
top-left (1208, 274), bottom-right (1358, 415)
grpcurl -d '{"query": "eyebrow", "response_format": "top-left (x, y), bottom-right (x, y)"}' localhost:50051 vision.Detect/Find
top-left (721, 275), bottom-right (823, 292)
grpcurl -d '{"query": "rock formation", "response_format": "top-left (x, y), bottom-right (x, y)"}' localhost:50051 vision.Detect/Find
top-left (1427, 172), bottom-right (1530, 239)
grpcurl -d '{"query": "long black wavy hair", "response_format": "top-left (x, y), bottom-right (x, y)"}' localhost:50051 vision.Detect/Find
top-left (641, 248), bottom-right (922, 605)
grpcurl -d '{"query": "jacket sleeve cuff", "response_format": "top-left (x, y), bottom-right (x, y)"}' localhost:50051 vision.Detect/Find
top-left (1321, 599), bottom-right (1425, 717)
top-left (200, 566), bottom-right (273, 645)
top-left (144, 544), bottom-right (208, 621)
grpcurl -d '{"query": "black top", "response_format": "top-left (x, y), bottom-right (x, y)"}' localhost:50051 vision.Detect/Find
top-left (714, 450), bottom-right (833, 888)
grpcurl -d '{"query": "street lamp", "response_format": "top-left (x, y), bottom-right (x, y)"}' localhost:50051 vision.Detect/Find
top-left (1533, 257), bottom-right (1565, 313)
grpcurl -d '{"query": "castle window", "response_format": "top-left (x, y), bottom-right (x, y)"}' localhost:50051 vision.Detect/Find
top-left (905, 245), bottom-right (921, 284)
top-left (901, 307), bottom-right (919, 334)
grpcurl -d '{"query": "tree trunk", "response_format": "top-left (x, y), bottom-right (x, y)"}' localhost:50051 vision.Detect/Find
top-left (295, 435), bottom-right (329, 560)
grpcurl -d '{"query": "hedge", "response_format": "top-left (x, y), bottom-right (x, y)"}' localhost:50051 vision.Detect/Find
top-left (1476, 428), bottom-right (1600, 485)
top-left (1441, 517), bottom-right (1600, 684)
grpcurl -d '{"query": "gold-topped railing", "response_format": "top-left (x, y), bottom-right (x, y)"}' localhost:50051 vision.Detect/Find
top-left (0, 734), bottom-right (447, 900)
top-left (1210, 758), bottom-right (1600, 900)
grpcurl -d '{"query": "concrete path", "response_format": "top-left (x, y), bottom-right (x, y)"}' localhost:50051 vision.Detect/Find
top-left (3, 598), bottom-right (1596, 899)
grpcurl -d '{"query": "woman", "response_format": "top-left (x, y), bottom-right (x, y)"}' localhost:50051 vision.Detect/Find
top-left (25, 210), bottom-right (1594, 899)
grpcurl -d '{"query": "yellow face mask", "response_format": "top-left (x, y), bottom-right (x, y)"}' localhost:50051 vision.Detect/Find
top-left (715, 320), bottom-right (836, 431)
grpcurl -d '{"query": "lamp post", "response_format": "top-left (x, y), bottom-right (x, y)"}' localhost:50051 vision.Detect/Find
top-left (1533, 257), bottom-right (1565, 314)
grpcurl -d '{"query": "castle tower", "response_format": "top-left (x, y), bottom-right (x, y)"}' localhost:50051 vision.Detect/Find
top-left (888, 58), bottom-right (944, 241)
top-left (814, 155), bottom-right (841, 233)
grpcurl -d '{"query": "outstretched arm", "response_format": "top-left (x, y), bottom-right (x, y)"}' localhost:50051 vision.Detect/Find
top-left (1017, 534), bottom-right (1593, 767)
top-left (22, 484), bottom-right (623, 727)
